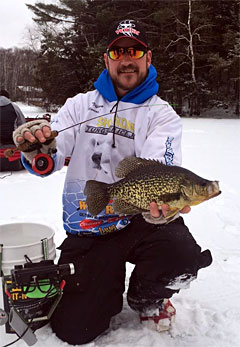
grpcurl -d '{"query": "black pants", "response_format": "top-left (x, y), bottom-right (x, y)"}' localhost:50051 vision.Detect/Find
top-left (50, 216), bottom-right (212, 345)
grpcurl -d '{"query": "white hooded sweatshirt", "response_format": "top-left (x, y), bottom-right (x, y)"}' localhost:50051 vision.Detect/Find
top-left (23, 64), bottom-right (182, 236)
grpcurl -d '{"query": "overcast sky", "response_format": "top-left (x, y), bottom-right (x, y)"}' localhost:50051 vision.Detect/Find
top-left (0, 0), bottom-right (55, 49)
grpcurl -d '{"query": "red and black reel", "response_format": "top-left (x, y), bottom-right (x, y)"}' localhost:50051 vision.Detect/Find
top-left (32, 153), bottom-right (54, 175)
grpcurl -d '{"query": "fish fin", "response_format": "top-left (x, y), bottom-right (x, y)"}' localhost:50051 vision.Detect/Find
top-left (165, 207), bottom-right (181, 222)
top-left (113, 199), bottom-right (141, 215)
top-left (165, 215), bottom-right (178, 224)
top-left (84, 180), bottom-right (110, 216)
top-left (115, 156), bottom-right (163, 178)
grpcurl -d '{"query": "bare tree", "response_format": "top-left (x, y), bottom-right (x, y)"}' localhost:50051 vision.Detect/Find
top-left (0, 48), bottom-right (38, 101)
top-left (164, 0), bottom-right (213, 116)
top-left (22, 25), bottom-right (42, 53)
top-left (166, 0), bottom-right (212, 82)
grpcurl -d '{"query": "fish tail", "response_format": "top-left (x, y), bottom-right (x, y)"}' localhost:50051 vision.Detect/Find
top-left (84, 180), bottom-right (110, 216)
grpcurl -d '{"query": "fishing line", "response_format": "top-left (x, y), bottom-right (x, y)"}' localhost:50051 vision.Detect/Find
top-left (56, 103), bottom-right (167, 134)
top-left (3, 102), bottom-right (170, 172)
top-left (0, 172), bottom-right (12, 179)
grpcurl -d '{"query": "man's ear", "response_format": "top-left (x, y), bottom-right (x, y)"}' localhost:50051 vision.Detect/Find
top-left (147, 50), bottom-right (152, 68)
top-left (104, 53), bottom-right (109, 69)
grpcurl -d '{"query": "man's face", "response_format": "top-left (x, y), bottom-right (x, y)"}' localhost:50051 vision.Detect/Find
top-left (104, 37), bottom-right (152, 98)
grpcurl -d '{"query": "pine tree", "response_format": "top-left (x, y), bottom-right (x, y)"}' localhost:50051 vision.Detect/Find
top-left (26, 0), bottom-right (239, 117)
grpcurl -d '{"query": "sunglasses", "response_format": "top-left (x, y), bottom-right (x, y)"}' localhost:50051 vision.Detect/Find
top-left (107, 47), bottom-right (147, 61)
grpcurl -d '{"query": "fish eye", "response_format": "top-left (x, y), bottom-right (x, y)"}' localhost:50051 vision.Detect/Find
top-left (198, 181), bottom-right (207, 188)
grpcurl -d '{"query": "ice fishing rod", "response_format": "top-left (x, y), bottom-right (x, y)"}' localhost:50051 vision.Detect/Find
top-left (4, 103), bottom-right (166, 175)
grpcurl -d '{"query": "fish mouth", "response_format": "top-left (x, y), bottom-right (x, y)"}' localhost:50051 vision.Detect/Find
top-left (205, 190), bottom-right (221, 201)
top-left (207, 181), bottom-right (220, 195)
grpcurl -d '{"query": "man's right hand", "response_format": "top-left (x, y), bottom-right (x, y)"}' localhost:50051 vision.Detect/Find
top-left (150, 202), bottom-right (191, 218)
top-left (12, 119), bottom-right (57, 163)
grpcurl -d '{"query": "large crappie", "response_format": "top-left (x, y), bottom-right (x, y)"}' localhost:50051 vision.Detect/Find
top-left (84, 156), bottom-right (221, 221)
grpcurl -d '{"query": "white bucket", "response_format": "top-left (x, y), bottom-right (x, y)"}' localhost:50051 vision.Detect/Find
top-left (0, 222), bottom-right (56, 276)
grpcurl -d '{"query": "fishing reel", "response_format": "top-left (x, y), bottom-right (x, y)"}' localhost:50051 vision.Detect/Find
top-left (31, 152), bottom-right (55, 175)
top-left (4, 130), bottom-right (58, 175)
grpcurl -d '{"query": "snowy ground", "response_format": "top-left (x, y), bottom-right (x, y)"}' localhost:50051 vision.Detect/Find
top-left (1, 104), bottom-right (240, 347)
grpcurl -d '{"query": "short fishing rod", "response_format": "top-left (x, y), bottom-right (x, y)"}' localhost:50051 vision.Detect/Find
top-left (4, 103), bottom-right (167, 174)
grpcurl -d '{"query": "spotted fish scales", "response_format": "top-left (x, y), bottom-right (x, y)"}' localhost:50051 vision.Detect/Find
top-left (84, 156), bottom-right (221, 221)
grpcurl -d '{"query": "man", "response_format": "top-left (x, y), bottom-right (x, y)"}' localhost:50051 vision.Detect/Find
top-left (0, 89), bottom-right (25, 145)
top-left (0, 89), bottom-right (25, 171)
top-left (13, 19), bottom-right (212, 345)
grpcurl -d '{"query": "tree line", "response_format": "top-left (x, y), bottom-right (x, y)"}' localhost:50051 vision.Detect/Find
top-left (0, 48), bottom-right (38, 101)
top-left (1, 0), bottom-right (239, 117)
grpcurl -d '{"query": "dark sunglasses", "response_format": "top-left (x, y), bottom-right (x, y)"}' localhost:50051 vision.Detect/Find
top-left (107, 47), bottom-right (147, 61)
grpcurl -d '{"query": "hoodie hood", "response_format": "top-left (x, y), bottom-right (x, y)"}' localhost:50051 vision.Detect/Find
top-left (0, 96), bottom-right (11, 106)
top-left (94, 64), bottom-right (159, 104)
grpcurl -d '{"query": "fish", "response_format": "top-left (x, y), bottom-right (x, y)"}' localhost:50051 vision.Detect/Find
top-left (84, 156), bottom-right (221, 221)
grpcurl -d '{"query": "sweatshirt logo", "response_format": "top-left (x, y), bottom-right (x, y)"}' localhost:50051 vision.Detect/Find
top-left (115, 20), bottom-right (140, 37)
top-left (164, 136), bottom-right (174, 165)
top-left (85, 115), bottom-right (135, 140)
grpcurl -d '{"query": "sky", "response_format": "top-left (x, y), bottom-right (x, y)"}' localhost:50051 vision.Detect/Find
top-left (0, 0), bottom-right (56, 49)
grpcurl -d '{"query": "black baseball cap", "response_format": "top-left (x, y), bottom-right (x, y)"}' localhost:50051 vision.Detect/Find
top-left (107, 19), bottom-right (148, 49)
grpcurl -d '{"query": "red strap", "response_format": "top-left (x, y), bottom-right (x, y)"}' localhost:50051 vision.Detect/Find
top-left (0, 148), bottom-right (21, 161)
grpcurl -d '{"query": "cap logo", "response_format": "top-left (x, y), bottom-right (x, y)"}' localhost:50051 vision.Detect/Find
top-left (115, 20), bottom-right (140, 37)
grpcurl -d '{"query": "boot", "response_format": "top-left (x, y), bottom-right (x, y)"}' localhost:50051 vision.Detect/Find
top-left (140, 299), bottom-right (176, 332)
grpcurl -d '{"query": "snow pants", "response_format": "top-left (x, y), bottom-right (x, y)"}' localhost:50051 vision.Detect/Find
top-left (50, 216), bottom-right (212, 345)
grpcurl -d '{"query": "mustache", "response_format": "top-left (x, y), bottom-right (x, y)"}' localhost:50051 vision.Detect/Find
top-left (117, 64), bottom-right (139, 73)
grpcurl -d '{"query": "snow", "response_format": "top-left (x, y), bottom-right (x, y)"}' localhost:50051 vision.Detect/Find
top-left (1, 104), bottom-right (240, 347)
top-left (16, 102), bottom-right (50, 119)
